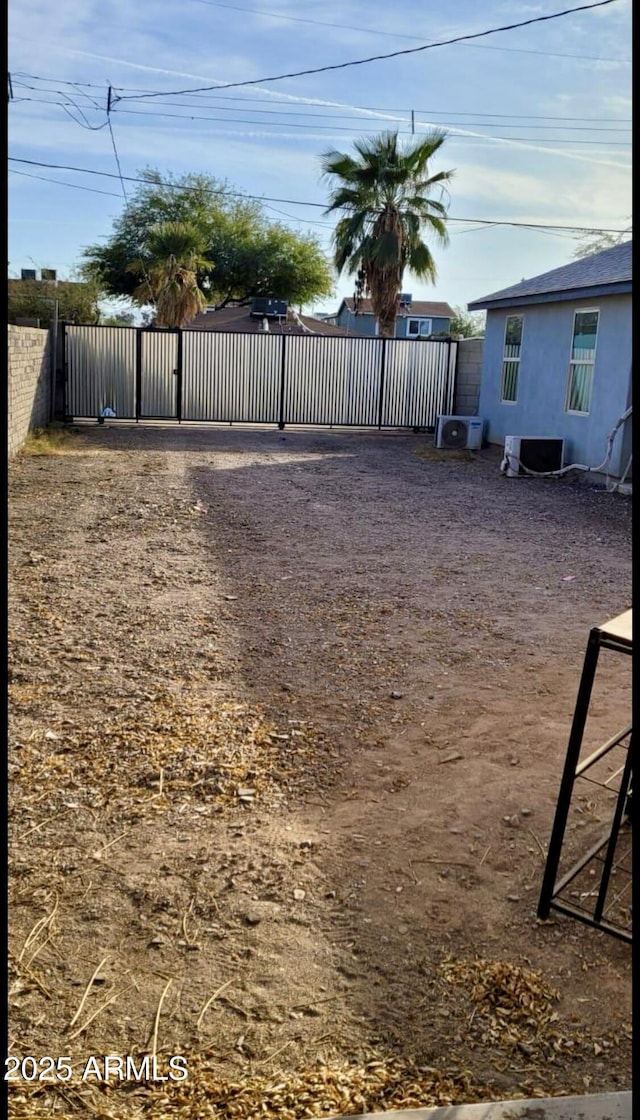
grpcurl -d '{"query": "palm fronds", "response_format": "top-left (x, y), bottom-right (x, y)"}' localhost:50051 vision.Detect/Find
top-left (127, 220), bottom-right (213, 327)
top-left (320, 130), bottom-right (454, 336)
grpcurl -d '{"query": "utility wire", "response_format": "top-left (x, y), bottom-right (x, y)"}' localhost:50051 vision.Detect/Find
top-left (2, 169), bottom-right (596, 238)
top-left (7, 157), bottom-right (631, 235)
top-left (106, 110), bottom-right (128, 201)
top-left (185, 0), bottom-right (630, 64)
top-left (12, 73), bottom-right (632, 123)
top-left (11, 95), bottom-right (631, 147)
top-left (112, 1), bottom-right (623, 101)
top-left (108, 106), bottom-right (630, 134)
top-left (13, 89), bottom-right (633, 133)
top-left (9, 167), bottom-right (123, 197)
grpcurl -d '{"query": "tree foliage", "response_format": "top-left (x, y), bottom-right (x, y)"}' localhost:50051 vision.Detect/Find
top-left (321, 130), bottom-right (454, 337)
top-left (8, 277), bottom-right (102, 326)
top-left (449, 305), bottom-right (485, 338)
top-left (83, 169), bottom-right (334, 309)
top-left (572, 221), bottom-right (631, 260)
top-left (100, 311), bottom-right (135, 326)
top-left (127, 220), bottom-right (212, 327)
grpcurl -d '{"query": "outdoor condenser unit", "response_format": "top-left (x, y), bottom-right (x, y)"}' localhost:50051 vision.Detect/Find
top-left (504, 436), bottom-right (565, 477)
top-left (250, 297), bottom-right (288, 318)
top-left (435, 415), bottom-right (484, 450)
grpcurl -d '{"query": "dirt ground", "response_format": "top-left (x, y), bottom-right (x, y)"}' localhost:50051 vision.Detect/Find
top-left (7, 424), bottom-right (632, 1118)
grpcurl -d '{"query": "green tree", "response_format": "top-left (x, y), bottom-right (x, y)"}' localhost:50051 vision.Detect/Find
top-left (83, 169), bottom-right (334, 309)
top-left (320, 130), bottom-right (454, 337)
top-left (100, 310), bottom-right (135, 326)
top-left (127, 220), bottom-right (212, 327)
top-left (449, 305), bottom-right (485, 338)
top-left (8, 275), bottom-right (102, 326)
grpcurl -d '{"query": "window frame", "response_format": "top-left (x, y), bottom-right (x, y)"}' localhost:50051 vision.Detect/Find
top-left (500, 313), bottom-right (524, 403)
top-left (565, 307), bottom-right (599, 415)
top-left (407, 317), bottom-right (433, 338)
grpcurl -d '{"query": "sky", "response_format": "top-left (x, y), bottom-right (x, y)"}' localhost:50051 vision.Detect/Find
top-left (7, 0), bottom-right (632, 319)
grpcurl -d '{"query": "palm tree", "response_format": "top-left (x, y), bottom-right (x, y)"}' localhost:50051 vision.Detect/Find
top-left (127, 221), bottom-right (213, 328)
top-left (321, 130), bottom-right (454, 337)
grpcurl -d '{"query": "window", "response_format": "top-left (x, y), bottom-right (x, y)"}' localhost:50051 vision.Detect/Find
top-left (501, 314), bottom-right (523, 402)
top-left (407, 318), bottom-right (432, 337)
top-left (566, 309), bottom-right (599, 414)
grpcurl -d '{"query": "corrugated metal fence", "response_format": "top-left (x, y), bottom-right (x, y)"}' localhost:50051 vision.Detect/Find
top-left (64, 324), bottom-right (457, 429)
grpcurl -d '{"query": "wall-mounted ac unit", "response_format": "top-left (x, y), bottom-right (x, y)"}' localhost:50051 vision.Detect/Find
top-left (503, 436), bottom-right (564, 477)
top-left (435, 415), bottom-right (483, 450)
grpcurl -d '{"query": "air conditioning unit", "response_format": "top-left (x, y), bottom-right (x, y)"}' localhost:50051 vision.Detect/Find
top-left (40, 268), bottom-right (57, 281)
top-left (503, 436), bottom-right (564, 477)
top-left (250, 296), bottom-right (288, 318)
top-left (435, 415), bottom-right (484, 450)
top-left (21, 268), bottom-right (37, 281)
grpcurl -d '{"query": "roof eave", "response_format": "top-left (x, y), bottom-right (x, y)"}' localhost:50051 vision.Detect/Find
top-left (468, 280), bottom-right (631, 311)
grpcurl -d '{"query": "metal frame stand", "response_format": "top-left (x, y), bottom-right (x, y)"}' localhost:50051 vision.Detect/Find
top-left (537, 610), bottom-right (632, 943)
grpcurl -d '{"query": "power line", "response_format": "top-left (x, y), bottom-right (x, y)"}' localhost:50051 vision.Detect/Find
top-left (13, 72), bottom-right (633, 123)
top-left (107, 105), bottom-right (630, 133)
top-left (11, 90), bottom-right (632, 142)
top-left (112, 1), bottom-right (623, 101)
top-left (185, 0), bottom-right (631, 64)
top-left (104, 107), bottom-right (630, 144)
top-left (9, 167), bottom-right (122, 197)
top-left (8, 157), bottom-right (631, 234)
top-left (105, 88), bottom-right (129, 203)
top-left (107, 117), bottom-right (128, 201)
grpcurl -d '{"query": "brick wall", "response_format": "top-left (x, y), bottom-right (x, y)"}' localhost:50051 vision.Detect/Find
top-left (454, 337), bottom-right (484, 416)
top-left (8, 325), bottom-right (52, 458)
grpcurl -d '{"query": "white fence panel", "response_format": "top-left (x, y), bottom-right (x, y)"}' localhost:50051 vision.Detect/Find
top-left (66, 325), bottom-right (136, 418)
top-left (182, 332), bottom-right (281, 422)
top-left (383, 340), bottom-right (456, 428)
top-left (65, 326), bottom-right (457, 428)
top-left (140, 330), bottom-right (178, 417)
top-left (284, 336), bottom-right (382, 425)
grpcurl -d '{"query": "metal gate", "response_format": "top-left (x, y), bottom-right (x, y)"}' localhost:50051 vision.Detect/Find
top-left (64, 324), bottom-right (457, 429)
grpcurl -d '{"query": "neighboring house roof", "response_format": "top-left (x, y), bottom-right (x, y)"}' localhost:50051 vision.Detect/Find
top-left (339, 297), bottom-right (455, 318)
top-left (467, 240), bottom-right (632, 311)
top-left (185, 305), bottom-right (350, 335)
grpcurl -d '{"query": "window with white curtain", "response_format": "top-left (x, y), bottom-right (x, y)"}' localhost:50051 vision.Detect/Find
top-left (566, 309), bottom-right (599, 414)
top-left (501, 314), bottom-right (523, 402)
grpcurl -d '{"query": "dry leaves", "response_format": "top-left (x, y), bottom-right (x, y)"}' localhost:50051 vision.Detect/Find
top-left (7, 1055), bottom-right (498, 1119)
top-left (439, 956), bottom-right (570, 1059)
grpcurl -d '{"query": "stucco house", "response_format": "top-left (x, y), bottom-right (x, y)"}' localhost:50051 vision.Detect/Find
top-left (467, 241), bottom-right (632, 479)
top-left (330, 296), bottom-right (454, 339)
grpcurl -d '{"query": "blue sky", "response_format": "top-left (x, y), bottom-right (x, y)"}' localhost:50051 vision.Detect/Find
top-left (8, 0), bottom-right (632, 317)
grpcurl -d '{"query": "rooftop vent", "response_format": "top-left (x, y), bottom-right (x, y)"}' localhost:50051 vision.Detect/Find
top-left (250, 296), bottom-right (288, 318)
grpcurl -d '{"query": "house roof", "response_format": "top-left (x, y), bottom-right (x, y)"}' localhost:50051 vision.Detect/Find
top-left (340, 297), bottom-right (455, 318)
top-left (184, 305), bottom-right (350, 335)
top-left (467, 240), bottom-right (632, 310)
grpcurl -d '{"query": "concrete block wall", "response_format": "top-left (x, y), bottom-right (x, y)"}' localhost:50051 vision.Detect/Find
top-left (454, 337), bottom-right (484, 416)
top-left (8, 325), bottom-right (52, 458)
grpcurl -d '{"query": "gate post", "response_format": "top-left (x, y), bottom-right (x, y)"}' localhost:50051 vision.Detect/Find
top-left (278, 333), bottom-right (287, 429)
top-left (175, 329), bottom-right (183, 423)
top-left (61, 321), bottom-right (72, 423)
top-left (377, 337), bottom-right (387, 429)
top-left (447, 336), bottom-right (456, 415)
top-left (135, 329), bottom-right (142, 422)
